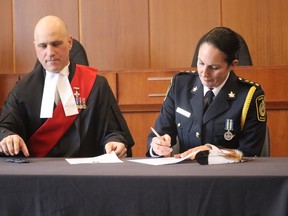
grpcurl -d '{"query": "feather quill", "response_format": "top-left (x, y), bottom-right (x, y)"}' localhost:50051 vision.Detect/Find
top-left (195, 148), bottom-right (244, 165)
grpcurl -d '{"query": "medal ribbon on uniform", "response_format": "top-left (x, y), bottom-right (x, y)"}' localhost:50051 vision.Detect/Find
top-left (224, 119), bottom-right (235, 141)
top-left (73, 87), bottom-right (87, 110)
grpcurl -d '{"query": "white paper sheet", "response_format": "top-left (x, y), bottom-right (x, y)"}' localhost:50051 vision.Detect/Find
top-left (65, 151), bottom-right (123, 164)
top-left (128, 150), bottom-right (200, 165)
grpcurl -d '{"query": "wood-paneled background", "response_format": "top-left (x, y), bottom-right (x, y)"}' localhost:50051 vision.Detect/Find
top-left (1, 0), bottom-right (288, 74)
top-left (1, 0), bottom-right (288, 157)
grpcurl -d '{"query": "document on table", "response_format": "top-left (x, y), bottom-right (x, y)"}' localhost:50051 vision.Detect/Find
top-left (66, 151), bottom-right (123, 164)
top-left (128, 150), bottom-right (200, 165)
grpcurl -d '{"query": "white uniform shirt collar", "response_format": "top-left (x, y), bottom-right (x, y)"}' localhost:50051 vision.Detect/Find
top-left (203, 71), bottom-right (230, 97)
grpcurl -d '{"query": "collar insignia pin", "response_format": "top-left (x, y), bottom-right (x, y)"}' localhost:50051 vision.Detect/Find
top-left (228, 91), bottom-right (236, 98)
top-left (192, 86), bottom-right (198, 92)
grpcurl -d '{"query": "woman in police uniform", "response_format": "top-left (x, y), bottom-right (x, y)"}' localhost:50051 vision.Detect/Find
top-left (147, 27), bottom-right (266, 158)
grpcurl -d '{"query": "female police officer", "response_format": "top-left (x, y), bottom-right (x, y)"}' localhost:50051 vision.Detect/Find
top-left (147, 27), bottom-right (266, 159)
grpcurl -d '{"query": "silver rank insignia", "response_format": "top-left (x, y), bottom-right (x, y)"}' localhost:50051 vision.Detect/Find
top-left (228, 91), bottom-right (235, 98)
top-left (224, 119), bottom-right (235, 141)
top-left (192, 86), bottom-right (198, 93)
top-left (73, 87), bottom-right (87, 110)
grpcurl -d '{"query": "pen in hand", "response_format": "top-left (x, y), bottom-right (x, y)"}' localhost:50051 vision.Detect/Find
top-left (151, 127), bottom-right (165, 142)
top-left (150, 127), bottom-right (172, 152)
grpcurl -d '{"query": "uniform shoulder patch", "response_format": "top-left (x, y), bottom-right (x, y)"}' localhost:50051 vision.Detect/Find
top-left (256, 95), bottom-right (266, 122)
top-left (238, 77), bottom-right (260, 87)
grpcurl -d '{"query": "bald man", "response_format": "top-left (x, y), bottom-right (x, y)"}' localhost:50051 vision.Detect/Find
top-left (0, 15), bottom-right (134, 158)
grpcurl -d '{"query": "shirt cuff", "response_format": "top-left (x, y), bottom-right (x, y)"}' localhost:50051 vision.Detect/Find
top-left (149, 147), bottom-right (161, 158)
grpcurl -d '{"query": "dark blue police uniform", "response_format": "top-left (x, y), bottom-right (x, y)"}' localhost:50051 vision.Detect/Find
top-left (147, 70), bottom-right (266, 157)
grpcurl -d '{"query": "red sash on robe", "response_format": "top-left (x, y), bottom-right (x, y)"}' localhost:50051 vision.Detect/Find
top-left (28, 65), bottom-right (97, 157)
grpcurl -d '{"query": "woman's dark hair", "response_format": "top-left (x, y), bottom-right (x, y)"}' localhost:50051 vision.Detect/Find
top-left (200, 27), bottom-right (240, 65)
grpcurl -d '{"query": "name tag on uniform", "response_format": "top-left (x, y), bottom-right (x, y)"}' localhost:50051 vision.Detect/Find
top-left (176, 107), bottom-right (191, 118)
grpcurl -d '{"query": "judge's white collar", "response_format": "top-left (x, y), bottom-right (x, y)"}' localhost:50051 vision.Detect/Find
top-left (40, 64), bottom-right (78, 118)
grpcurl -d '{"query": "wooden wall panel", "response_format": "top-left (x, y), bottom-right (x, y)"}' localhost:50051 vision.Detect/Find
top-left (1, 0), bottom-right (288, 75)
top-left (118, 71), bottom-right (174, 105)
top-left (234, 66), bottom-right (288, 101)
top-left (80, 0), bottom-right (150, 70)
top-left (222, 0), bottom-right (288, 66)
top-left (123, 112), bottom-right (159, 157)
top-left (149, 0), bottom-right (221, 68)
top-left (267, 111), bottom-right (288, 156)
top-left (13, 0), bottom-right (79, 73)
top-left (0, 0), bottom-right (13, 73)
top-left (0, 74), bottom-right (20, 112)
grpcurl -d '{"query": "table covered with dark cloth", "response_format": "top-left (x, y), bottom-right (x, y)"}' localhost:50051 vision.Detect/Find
top-left (0, 157), bottom-right (287, 216)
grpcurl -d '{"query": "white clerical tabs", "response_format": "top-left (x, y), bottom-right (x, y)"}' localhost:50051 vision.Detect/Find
top-left (57, 73), bottom-right (78, 116)
top-left (40, 71), bottom-right (59, 118)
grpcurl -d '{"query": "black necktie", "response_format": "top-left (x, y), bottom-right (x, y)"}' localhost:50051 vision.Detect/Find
top-left (203, 89), bottom-right (214, 113)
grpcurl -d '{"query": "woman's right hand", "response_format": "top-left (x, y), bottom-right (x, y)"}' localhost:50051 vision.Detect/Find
top-left (150, 134), bottom-right (172, 156)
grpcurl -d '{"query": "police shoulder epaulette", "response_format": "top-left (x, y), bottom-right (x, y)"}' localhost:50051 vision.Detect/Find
top-left (238, 77), bottom-right (260, 87)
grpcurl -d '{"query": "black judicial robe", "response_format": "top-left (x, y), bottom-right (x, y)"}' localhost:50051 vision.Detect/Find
top-left (0, 62), bottom-right (134, 157)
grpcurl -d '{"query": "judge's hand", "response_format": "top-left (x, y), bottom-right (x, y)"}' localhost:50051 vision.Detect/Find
top-left (0, 134), bottom-right (30, 157)
top-left (174, 145), bottom-right (211, 160)
top-left (105, 141), bottom-right (127, 158)
top-left (151, 134), bottom-right (172, 157)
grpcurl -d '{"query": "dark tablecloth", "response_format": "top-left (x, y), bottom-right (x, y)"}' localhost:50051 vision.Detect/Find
top-left (0, 157), bottom-right (287, 216)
